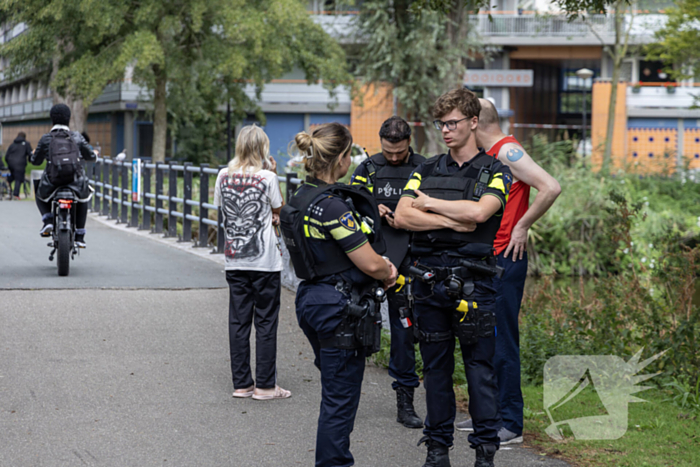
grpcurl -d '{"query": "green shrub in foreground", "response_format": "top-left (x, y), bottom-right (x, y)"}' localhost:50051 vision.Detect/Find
top-left (526, 136), bottom-right (700, 276)
top-left (520, 190), bottom-right (700, 388)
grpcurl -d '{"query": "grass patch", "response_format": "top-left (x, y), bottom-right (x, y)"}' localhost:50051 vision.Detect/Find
top-left (27, 161), bottom-right (46, 176)
top-left (518, 384), bottom-right (700, 467)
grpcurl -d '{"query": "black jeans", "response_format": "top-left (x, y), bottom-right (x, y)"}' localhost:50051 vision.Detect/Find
top-left (7, 167), bottom-right (25, 197)
top-left (226, 270), bottom-right (281, 390)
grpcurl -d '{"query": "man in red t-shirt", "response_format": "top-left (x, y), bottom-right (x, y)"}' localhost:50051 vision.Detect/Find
top-left (455, 99), bottom-right (561, 445)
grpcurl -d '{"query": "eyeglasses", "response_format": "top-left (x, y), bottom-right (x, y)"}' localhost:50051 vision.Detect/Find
top-left (433, 117), bottom-right (469, 131)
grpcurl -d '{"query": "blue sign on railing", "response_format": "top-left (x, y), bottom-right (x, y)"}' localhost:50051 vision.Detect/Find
top-left (132, 158), bottom-right (141, 202)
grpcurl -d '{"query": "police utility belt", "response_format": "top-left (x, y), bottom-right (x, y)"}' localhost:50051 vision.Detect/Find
top-left (407, 257), bottom-right (504, 346)
top-left (319, 279), bottom-right (386, 355)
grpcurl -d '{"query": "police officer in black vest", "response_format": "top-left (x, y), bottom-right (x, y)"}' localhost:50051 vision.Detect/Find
top-left (350, 116), bottom-right (426, 429)
top-left (281, 123), bottom-right (398, 467)
top-left (395, 89), bottom-right (512, 467)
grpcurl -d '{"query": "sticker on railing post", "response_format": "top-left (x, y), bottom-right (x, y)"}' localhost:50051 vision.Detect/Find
top-left (132, 158), bottom-right (142, 202)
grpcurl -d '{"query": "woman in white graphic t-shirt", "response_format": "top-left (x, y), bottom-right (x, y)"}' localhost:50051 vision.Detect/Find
top-left (214, 124), bottom-right (290, 400)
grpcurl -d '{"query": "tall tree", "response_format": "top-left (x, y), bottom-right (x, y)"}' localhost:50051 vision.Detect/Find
top-left (647, 0), bottom-right (700, 104)
top-left (586, 1), bottom-right (635, 173)
top-left (0, 0), bottom-right (130, 131)
top-left (1, 0), bottom-right (350, 162)
top-left (355, 0), bottom-right (625, 154)
top-left (355, 0), bottom-right (482, 153)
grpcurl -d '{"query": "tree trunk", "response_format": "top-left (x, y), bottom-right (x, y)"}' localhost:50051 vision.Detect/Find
top-left (424, 127), bottom-right (444, 155)
top-left (69, 100), bottom-right (88, 133)
top-left (152, 65), bottom-right (168, 163)
top-left (603, 2), bottom-right (625, 174)
top-left (50, 54), bottom-right (88, 132)
top-left (421, 1), bottom-right (471, 156)
top-left (603, 60), bottom-right (620, 174)
top-left (444, 2), bottom-right (469, 92)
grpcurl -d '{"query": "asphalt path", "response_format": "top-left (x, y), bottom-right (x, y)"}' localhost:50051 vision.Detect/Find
top-left (0, 200), bottom-right (571, 466)
top-left (0, 201), bottom-right (223, 289)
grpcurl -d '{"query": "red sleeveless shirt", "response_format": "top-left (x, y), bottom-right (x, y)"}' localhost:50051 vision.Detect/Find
top-left (487, 136), bottom-right (530, 255)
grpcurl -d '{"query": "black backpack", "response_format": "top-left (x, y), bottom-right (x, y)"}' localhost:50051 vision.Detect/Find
top-left (47, 130), bottom-right (80, 185)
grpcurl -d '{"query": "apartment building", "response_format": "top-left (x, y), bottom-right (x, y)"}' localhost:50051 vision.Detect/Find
top-left (1, 0), bottom-right (697, 172)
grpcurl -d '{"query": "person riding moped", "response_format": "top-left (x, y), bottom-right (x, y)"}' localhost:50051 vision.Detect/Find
top-left (30, 104), bottom-right (97, 248)
top-left (280, 123), bottom-right (398, 467)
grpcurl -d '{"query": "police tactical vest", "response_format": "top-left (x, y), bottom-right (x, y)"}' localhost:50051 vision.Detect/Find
top-left (365, 152), bottom-right (425, 212)
top-left (412, 152), bottom-right (505, 255)
top-left (280, 183), bottom-right (385, 281)
top-left (364, 151), bottom-right (425, 266)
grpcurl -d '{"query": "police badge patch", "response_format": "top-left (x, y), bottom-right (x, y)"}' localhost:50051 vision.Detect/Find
top-left (503, 173), bottom-right (513, 195)
top-left (339, 212), bottom-right (357, 231)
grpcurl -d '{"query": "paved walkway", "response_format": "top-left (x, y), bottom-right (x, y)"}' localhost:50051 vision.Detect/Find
top-left (0, 201), bottom-right (571, 466)
top-left (0, 200), bottom-right (223, 289)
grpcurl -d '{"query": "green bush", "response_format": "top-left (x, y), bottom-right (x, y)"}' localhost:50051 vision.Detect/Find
top-left (526, 136), bottom-right (700, 276)
top-left (520, 190), bottom-right (700, 388)
top-left (371, 139), bottom-right (700, 397)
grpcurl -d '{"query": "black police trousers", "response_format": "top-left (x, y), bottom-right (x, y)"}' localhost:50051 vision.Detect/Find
top-left (295, 281), bottom-right (366, 467)
top-left (413, 257), bottom-right (501, 449)
top-left (387, 288), bottom-right (420, 390)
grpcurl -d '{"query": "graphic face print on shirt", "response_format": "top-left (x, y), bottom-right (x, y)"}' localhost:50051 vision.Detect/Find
top-left (219, 174), bottom-right (269, 260)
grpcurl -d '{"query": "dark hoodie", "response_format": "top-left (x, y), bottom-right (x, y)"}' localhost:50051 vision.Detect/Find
top-left (5, 135), bottom-right (32, 171)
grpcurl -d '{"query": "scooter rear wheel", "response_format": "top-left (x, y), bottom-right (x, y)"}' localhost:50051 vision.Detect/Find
top-left (57, 229), bottom-right (71, 276)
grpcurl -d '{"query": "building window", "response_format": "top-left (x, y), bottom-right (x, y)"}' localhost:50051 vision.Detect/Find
top-left (559, 69), bottom-right (597, 116)
top-left (464, 86), bottom-right (484, 98)
top-left (639, 60), bottom-right (674, 84)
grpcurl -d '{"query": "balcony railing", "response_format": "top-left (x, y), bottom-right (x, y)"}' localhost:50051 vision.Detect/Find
top-left (471, 14), bottom-right (615, 38)
top-left (627, 84), bottom-right (700, 109)
top-left (0, 96), bottom-right (52, 119)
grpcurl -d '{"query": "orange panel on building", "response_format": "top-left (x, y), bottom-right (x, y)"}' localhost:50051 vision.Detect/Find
top-left (351, 83), bottom-right (394, 155)
top-left (510, 46), bottom-right (602, 60)
top-left (627, 129), bottom-right (677, 174)
top-left (683, 129), bottom-right (700, 170)
top-left (591, 81), bottom-right (627, 171)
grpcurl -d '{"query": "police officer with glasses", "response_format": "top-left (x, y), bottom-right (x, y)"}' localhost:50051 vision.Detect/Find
top-left (350, 116), bottom-right (426, 429)
top-left (395, 88), bottom-right (512, 467)
top-left (281, 123), bottom-right (398, 467)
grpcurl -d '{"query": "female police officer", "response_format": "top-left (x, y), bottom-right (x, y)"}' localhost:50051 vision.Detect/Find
top-left (280, 123), bottom-right (398, 467)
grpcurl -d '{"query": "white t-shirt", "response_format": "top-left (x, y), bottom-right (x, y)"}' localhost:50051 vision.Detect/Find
top-left (213, 167), bottom-right (283, 272)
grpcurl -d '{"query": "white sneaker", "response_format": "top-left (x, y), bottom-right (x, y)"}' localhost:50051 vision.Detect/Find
top-left (455, 418), bottom-right (473, 432)
top-left (498, 427), bottom-right (523, 445)
top-left (40, 223), bottom-right (53, 237)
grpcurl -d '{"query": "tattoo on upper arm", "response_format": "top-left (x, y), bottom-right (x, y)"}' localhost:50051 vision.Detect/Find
top-left (506, 147), bottom-right (524, 162)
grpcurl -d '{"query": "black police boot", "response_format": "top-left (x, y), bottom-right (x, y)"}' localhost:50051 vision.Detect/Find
top-left (396, 386), bottom-right (423, 428)
top-left (418, 435), bottom-right (451, 467)
top-left (474, 444), bottom-right (497, 467)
